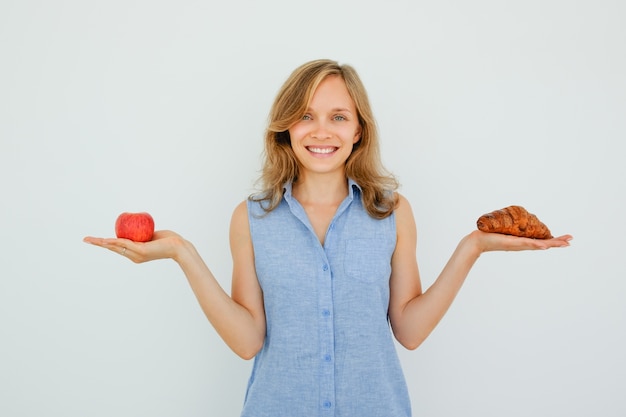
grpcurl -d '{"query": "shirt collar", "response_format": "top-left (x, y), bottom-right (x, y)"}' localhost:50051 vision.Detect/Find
top-left (283, 178), bottom-right (361, 201)
top-left (347, 178), bottom-right (361, 201)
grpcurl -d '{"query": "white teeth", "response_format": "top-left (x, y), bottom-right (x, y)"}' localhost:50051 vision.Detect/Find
top-left (308, 147), bottom-right (336, 154)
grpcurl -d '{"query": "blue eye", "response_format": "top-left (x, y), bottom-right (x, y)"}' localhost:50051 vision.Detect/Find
top-left (302, 114), bottom-right (312, 120)
top-left (334, 115), bottom-right (346, 121)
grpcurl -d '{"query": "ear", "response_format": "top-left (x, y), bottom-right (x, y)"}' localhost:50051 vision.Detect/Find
top-left (353, 125), bottom-right (362, 144)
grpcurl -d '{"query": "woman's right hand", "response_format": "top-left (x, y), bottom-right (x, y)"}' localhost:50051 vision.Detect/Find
top-left (83, 230), bottom-right (187, 263)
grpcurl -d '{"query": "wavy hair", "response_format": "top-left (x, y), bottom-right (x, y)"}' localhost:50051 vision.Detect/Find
top-left (252, 59), bottom-right (399, 219)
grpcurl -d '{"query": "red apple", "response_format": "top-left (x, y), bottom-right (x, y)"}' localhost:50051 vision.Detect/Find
top-left (115, 212), bottom-right (154, 242)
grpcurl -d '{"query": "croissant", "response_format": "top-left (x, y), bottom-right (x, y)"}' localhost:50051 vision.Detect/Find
top-left (476, 205), bottom-right (553, 239)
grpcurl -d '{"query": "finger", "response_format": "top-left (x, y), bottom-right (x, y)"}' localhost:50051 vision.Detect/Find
top-left (501, 235), bottom-right (567, 251)
top-left (84, 236), bottom-right (136, 257)
top-left (547, 234), bottom-right (573, 246)
top-left (105, 243), bottom-right (135, 259)
top-left (152, 230), bottom-right (177, 239)
top-left (83, 236), bottom-right (106, 246)
top-left (535, 237), bottom-right (570, 250)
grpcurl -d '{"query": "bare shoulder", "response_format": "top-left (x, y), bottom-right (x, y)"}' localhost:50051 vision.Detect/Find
top-left (394, 192), bottom-right (412, 211)
top-left (230, 200), bottom-right (251, 247)
top-left (394, 193), bottom-right (417, 231)
top-left (231, 199), bottom-right (249, 223)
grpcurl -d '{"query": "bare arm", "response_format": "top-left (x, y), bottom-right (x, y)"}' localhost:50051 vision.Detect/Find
top-left (83, 200), bottom-right (266, 359)
top-left (388, 194), bottom-right (572, 350)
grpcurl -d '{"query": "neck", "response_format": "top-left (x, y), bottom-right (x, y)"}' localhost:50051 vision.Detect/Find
top-left (292, 172), bottom-right (349, 205)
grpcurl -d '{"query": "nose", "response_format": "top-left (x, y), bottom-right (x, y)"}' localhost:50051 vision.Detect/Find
top-left (311, 120), bottom-right (332, 140)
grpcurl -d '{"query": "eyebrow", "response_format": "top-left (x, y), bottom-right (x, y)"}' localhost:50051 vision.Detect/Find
top-left (306, 107), bottom-right (354, 114)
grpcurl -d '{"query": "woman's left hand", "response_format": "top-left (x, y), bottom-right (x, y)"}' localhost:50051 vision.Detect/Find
top-left (468, 230), bottom-right (573, 254)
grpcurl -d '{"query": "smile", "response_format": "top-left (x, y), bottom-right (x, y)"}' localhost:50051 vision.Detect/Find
top-left (307, 146), bottom-right (337, 154)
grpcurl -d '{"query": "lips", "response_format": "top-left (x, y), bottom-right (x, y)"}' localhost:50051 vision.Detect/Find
top-left (306, 146), bottom-right (338, 154)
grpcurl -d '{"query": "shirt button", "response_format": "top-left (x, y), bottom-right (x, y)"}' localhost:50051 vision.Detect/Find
top-left (322, 264), bottom-right (328, 271)
top-left (324, 354), bottom-right (332, 362)
top-left (323, 401), bottom-right (332, 408)
top-left (322, 309), bottom-right (330, 317)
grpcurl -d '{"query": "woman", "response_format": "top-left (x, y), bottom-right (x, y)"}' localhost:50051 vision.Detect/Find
top-left (84, 59), bottom-right (572, 416)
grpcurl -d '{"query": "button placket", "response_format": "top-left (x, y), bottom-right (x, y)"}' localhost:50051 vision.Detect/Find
top-left (319, 218), bottom-right (338, 413)
top-left (319, 251), bottom-right (335, 413)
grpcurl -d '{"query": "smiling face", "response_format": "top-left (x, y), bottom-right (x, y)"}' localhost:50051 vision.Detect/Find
top-left (288, 75), bottom-right (362, 179)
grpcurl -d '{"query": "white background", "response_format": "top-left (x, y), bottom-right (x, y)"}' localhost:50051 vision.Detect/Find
top-left (1, 1), bottom-right (625, 416)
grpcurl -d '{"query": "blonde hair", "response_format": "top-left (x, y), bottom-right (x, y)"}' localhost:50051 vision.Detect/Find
top-left (252, 59), bottom-right (399, 219)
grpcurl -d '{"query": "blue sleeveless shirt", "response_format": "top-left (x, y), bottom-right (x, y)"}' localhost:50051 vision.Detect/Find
top-left (242, 179), bottom-right (411, 417)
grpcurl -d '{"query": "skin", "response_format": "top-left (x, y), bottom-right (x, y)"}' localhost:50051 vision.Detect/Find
top-left (288, 75), bottom-right (362, 244)
top-left (83, 75), bottom-right (573, 358)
